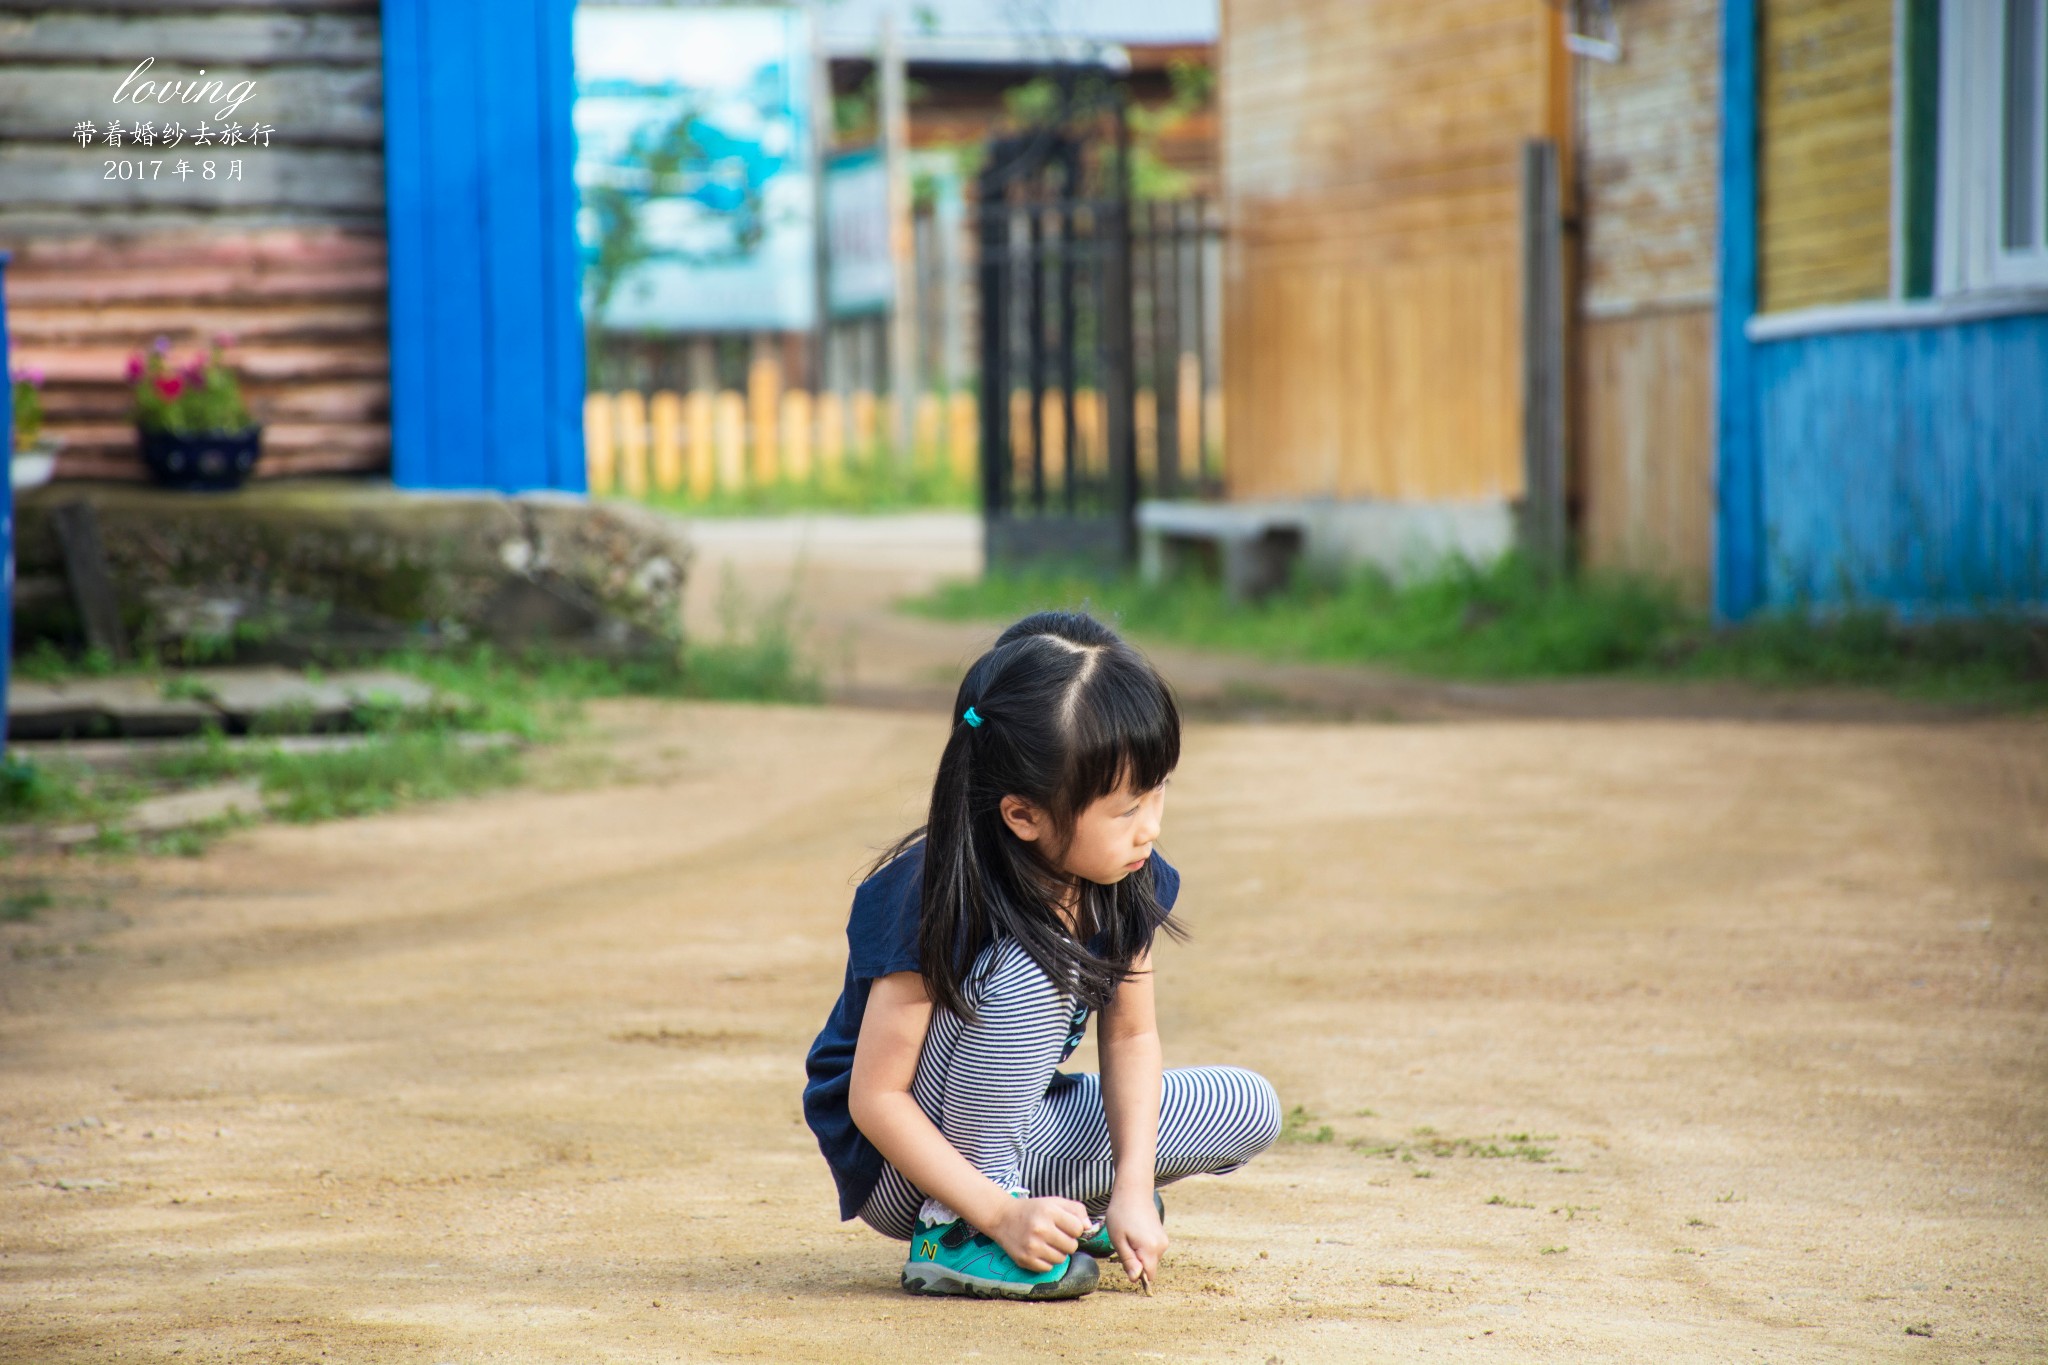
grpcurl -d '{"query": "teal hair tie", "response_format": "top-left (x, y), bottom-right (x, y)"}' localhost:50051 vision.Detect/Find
top-left (962, 706), bottom-right (983, 728)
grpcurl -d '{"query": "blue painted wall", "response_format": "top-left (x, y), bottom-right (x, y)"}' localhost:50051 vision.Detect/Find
top-left (2, 253), bottom-right (13, 729)
top-left (1754, 313), bottom-right (2048, 614)
top-left (1715, 0), bottom-right (1764, 622)
top-left (382, 0), bottom-right (586, 492)
top-left (1715, 0), bottom-right (2046, 619)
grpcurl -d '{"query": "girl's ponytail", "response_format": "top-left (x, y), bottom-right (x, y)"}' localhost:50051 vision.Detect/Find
top-left (915, 708), bottom-right (985, 1017)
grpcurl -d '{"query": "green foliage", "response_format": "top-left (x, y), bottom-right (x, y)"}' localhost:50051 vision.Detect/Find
top-left (1278, 1105), bottom-right (1335, 1144)
top-left (624, 450), bottom-right (973, 518)
top-left (1, 885), bottom-right (55, 923)
top-left (996, 60), bottom-right (1214, 202)
top-left (0, 754), bottom-right (124, 825)
top-left (834, 71), bottom-right (928, 144)
top-left (2, 602), bottom-right (820, 854)
top-left (583, 103), bottom-right (707, 333)
top-left (904, 557), bottom-right (2048, 706)
top-left (1126, 58), bottom-right (1215, 201)
top-left (908, 555), bottom-right (1690, 677)
top-left (11, 370), bottom-right (45, 450)
top-left (128, 339), bottom-right (252, 435)
top-left (256, 732), bottom-right (524, 824)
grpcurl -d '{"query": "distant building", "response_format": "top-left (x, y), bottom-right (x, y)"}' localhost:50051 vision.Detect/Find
top-left (1219, 0), bottom-right (2047, 617)
top-left (1, 0), bottom-right (1216, 493)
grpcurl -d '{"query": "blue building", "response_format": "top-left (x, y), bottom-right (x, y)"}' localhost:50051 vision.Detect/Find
top-left (1716, 0), bottom-right (2048, 619)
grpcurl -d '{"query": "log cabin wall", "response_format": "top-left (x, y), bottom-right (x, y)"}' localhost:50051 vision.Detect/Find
top-left (0, 2), bottom-right (390, 480)
top-left (1575, 0), bottom-right (1722, 602)
top-left (1219, 0), bottom-right (1556, 506)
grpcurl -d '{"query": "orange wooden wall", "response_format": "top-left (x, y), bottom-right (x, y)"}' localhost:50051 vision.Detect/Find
top-left (1220, 0), bottom-right (1559, 504)
top-left (1575, 0), bottom-right (1723, 602)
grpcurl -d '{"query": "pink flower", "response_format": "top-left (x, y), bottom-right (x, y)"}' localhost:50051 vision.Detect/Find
top-left (212, 331), bottom-right (237, 349)
top-left (13, 366), bottom-right (44, 387)
top-left (126, 354), bottom-right (145, 381)
top-left (154, 375), bottom-right (185, 401)
top-left (182, 359), bottom-right (207, 384)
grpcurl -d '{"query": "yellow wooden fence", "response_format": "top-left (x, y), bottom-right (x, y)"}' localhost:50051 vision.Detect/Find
top-left (585, 375), bottom-right (1224, 499)
top-left (584, 386), bottom-right (976, 499)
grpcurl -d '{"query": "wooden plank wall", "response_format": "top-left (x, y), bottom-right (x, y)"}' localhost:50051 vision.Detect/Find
top-left (1758, 0), bottom-right (1893, 312)
top-left (0, 3), bottom-right (390, 480)
top-left (1220, 0), bottom-right (1552, 504)
top-left (1756, 314), bottom-right (2048, 609)
top-left (1575, 0), bottom-right (1722, 602)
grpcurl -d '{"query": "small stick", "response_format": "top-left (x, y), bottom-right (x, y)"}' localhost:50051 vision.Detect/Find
top-left (1139, 1268), bottom-right (1153, 1297)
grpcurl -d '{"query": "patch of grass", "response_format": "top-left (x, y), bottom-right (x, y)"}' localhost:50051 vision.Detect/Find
top-left (140, 821), bottom-right (241, 858)
top-left (1278, 1105), bottom-right (1335, 1145)
top-left (624, 453), bottom-right (973, 518)
top-left (258, 732), bottom-right (524, 823)
top-left (7, 595), bottom-right (819, 855)
top-left (1352, 1129), bottom-right (1560, 1166)
top-left (1486, 1195), bottom-right (1534, 1209)
top-left (1904, 1322), bottom-right (1934, 1338)
top-left (0, 755), bottom-right (138, 827)
top-left (1425, 1135), bottom-right (1556, 1163)
top-left (2, 885), bottom-right (55, 922)
top-left (1539, 1245), bottom-right (1568, 1256)
top-left (904, 558), bottom-right (2048, 707)
top-left (14, 643), bottom-right (134, 682)
top-left (138, 722), bottom-right (524, 826)
top-left (158, 675), bottom-right (217, 703)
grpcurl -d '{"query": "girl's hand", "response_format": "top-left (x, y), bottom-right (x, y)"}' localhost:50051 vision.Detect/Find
top-left (1105, 1187), bottom-right (1169, 1286)
top-left (986, 1194), bottom-right (1092, 1273)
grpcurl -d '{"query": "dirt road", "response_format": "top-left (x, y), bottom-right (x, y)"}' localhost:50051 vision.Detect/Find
top-left (3, 693), bottom-right (2043, 1363)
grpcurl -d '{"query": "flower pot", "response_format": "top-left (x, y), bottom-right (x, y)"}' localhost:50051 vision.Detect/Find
top-left (139, 426), bottom-right (262, 491)
top-left (12, 437), bottom-right (60, 490)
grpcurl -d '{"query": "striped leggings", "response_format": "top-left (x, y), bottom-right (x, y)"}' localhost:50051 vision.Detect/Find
top-left (859, 937), bottom-right (1283, 1241)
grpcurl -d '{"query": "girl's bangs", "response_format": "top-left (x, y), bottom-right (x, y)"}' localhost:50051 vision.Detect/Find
top-left (1069, 661), bottom-right (1181, 808)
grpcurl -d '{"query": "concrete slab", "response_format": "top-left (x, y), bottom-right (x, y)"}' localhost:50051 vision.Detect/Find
top-left (8, 668), bottom-right (460, 743)
top-left (333, 670), bottom-right (446, 712)
top-left (4, 678), bottom-right (217, 741)
top-left (5, 729), bottom-right (513, 772)
top-left (181, 668), bottom-right (357, 730)
top-left (122, 781), bottom-right (267, 836)
top-left (0, 780), bottom-right (265, 849)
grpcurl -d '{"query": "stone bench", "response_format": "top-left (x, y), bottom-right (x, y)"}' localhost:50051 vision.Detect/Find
top-left (1137, 501), bottom-right (1306, 602)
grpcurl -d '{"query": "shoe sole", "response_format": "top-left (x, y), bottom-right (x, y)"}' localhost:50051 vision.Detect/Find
top-left (901, 1253), bottom-right (1100, 1300)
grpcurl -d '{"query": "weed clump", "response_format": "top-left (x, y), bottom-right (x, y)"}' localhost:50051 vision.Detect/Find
top-left (1278, 1105), bottom-right (1335, 1145)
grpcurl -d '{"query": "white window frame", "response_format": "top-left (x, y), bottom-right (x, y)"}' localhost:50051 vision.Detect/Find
top-left (1939, 0), bottom-right (2048, 293)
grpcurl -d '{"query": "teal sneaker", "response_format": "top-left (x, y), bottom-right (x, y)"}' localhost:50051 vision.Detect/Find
top-left (1077, 1192), bottom-right (1165, 1260)
top-left (902, 1218), bottom-right (1100, 1300)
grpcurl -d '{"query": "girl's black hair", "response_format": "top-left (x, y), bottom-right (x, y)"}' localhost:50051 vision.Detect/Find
top-left (877, 609), bottom-right (1185, 1019)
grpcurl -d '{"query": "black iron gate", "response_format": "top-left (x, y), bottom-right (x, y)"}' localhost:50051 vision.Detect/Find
top-left (975, 99), bottom-right (1139, 571)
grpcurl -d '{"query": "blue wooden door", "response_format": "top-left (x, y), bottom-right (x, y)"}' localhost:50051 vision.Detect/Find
top-left (382, 0), bottom-right (585, 492)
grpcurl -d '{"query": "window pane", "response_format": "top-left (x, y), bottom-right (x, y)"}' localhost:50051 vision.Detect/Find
top-left (2005, 0), bottom-right (2042, 249)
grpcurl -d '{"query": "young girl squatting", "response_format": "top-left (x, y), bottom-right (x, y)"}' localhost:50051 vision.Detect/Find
top-left (803, 612), bottom-right (1283, 1300)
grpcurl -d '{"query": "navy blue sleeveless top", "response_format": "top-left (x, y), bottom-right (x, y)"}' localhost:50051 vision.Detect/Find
top-left (801, 842), bottom-right (1180, 1221)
